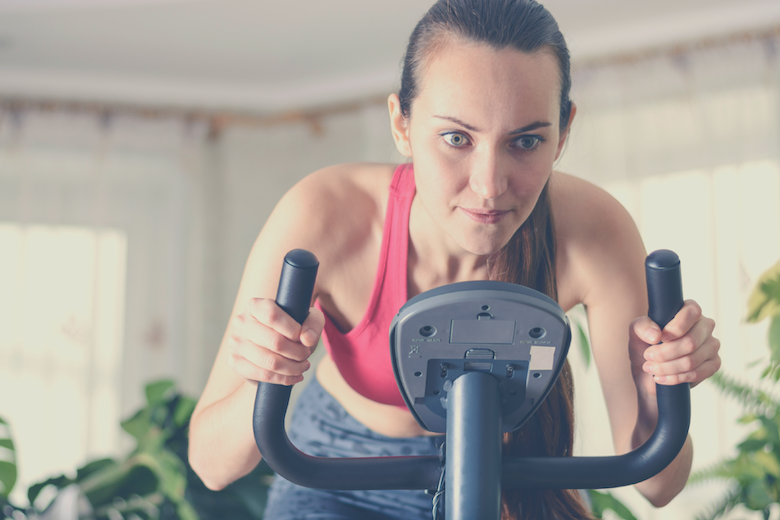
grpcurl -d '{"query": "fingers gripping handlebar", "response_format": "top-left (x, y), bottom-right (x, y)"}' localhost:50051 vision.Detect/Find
top-left (501, 250), bottom-right (690, 488)
top-left (252, 249), bottom-right (691, 490)
top-left (252, 249), bottom-right (441, 489)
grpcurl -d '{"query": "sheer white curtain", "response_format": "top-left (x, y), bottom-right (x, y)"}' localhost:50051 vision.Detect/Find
top-left (0, 110), bottom-right (214, 505)
top-left (0, 102), bottom-right (402, 506)
top-left (559, 35), bottom-right (780, 518)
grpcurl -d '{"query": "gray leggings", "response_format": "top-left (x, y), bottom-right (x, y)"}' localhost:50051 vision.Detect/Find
top-left (263, 376), bottom-right (443, 520)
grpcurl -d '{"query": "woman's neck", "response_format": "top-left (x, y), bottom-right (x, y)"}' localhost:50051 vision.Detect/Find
top-left (407, 195), bottom-right (491, 297)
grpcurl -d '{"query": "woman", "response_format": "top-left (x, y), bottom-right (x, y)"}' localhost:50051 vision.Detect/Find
top-left (189, 1), bottom-right (721, 518)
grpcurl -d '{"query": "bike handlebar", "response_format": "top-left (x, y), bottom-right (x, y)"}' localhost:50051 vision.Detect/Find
top-left (252, 249), bottom-right (690, 490)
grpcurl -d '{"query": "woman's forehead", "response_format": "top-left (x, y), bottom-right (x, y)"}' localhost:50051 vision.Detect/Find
top-left (413, 40), bottom-right (562, 126)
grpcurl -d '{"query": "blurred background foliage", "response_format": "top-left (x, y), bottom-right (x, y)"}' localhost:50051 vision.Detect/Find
top-left (0, 380), bottom-right (273, 520)
top-left (688, 260), bottom-right (780, 520)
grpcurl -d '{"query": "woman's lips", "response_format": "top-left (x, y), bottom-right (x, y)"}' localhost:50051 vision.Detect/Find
top-left (459, 208), bottom-right (510, 224)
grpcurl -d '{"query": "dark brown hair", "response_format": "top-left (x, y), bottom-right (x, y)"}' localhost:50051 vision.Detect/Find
top-left (490, 188), bottom-right (592, 519)
top-left (398, 1), bottom-right (590, 518)
top-left (398, 0), bottom-right (573, 131)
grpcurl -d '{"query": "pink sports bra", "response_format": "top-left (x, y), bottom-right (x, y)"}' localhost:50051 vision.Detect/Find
top-left (315, 163), bottom-right (414, 407)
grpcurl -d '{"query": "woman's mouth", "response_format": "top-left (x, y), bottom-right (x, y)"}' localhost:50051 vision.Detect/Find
top-left (459, 208), bottom-right (510, 224)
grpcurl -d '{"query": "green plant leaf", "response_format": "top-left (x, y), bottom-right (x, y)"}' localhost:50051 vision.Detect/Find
top-left (770, 316), bottom-right (780, 363)
top-left (121, 408), bottom-right (153, 443)
top-left (588, 489), bottom-right (638, 520)
top-left (118, 449), bottom-right (188, 505)
top-left (27, 474), bottom-right (74, 506)
top-left (751, 450), bottom-right (780, 478)
top-left (174, 497), bottom-right (200, 520)
top-left (0, 462), bottom-right (14, 500)
top-left (76, 453), bottom-right (173, 509)
top-left (758, 416), bottom-right (780, 443)
top-left (0, 417), bottom-right (16, 499)
top-left (149, 450), bottom-right (187, 500)
top-left (76, 458), bottom-right (118, 482)
top-left (688, 459), bottom-right (745, 486)
top-left (577, 322), bottom-right (591, 370)
top-left (122, 410), bottom-right (170, 451)
top-left (745, 479), bottom-right (773, 510)
top-left (709, 372), bottom-right (780, 412)
top-left (145, 380), bottom-right (176, 406)
top-left (694, 486), bottom-right (741, 520)
top-left (82, 459), bottom-right (159, 507)
top-left (173, 396), bottom-right (197, 429)
top-left (737, 439), bottom-right (771, 453)
top-left (740, 413), bottom-right (759, 424)
top-left (747, 260), bottom-right (780, 323)
top-left (727, 451), bottom-right (772, 482)
top-left (758, 362), bottom-right (780, 382)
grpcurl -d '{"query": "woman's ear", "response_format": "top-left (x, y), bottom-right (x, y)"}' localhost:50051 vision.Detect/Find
top-left (388, 94), bottom-right (412, 157)
top-left (554, 102), bottom-right (577, 161)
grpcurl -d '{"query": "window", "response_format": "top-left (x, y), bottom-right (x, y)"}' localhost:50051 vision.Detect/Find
top-left (0, 223), bottom-right (127, 506)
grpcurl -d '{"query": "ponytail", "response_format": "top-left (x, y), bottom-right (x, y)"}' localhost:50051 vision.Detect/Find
top-left (490, 185), bottom-right (593, 520)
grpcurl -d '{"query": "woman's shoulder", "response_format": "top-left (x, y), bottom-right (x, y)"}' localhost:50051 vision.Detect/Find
top-left (549, 172), bottom-right (646, 308)
top-left (267, 162), bottom-right (399, 272)
top-left (549, 172), bottom-right (635, 236)
top-left (288, 162), bottom-right (395, 207)
top-left (284, 162), bottom-right (396, 231)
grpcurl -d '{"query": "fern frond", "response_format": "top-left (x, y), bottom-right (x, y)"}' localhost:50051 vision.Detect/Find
top-left (709, 372), bottom-right (780, 412)
top-left (693, 485), bottom-right (741, 520)
top-left (688, 460), bottom-right (735, 487)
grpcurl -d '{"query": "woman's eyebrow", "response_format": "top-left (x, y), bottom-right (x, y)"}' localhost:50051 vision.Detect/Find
top-left (509, 121), bottom-right (552, 134)
top-left (433, 115), bottom-right (479, 131)
top-left (433, 115), bottom-right (552, 135)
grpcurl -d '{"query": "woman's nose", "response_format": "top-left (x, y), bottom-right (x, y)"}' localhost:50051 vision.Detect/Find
top-left (469, 153), bottom-right (508, 200)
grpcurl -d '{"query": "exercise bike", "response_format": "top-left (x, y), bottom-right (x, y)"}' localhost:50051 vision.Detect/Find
top-left (253, 249), bottom-right (690, 520)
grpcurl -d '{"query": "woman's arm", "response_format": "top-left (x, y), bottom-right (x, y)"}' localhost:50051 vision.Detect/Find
top-left (187, 171), bottom-right (337, 491)
top-left (555, 174), bottom-right (720, 506)
top-left (188, 162), bottom-right (389, 490)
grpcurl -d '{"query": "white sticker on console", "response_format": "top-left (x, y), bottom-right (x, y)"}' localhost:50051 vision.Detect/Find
top-left (529, 346), bottom-right (556, 370)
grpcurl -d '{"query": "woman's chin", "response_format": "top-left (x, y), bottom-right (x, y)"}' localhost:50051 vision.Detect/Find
top-left (455, 236), bottom-right (511, 258)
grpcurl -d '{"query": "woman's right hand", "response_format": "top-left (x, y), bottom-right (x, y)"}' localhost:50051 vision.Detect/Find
top-left (227, 298), bottom-right (326, 386)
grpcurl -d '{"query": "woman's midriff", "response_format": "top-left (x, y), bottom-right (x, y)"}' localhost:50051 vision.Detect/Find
top-left (315, 354), bottom-right (441, 438)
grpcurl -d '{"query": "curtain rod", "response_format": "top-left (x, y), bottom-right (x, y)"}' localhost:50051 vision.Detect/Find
top-left (574, 23), bottom-right (780, 70)
top-left (0, 93), bottom-right (390, 139)
top-left (1, 23), bottom-right (778, 133)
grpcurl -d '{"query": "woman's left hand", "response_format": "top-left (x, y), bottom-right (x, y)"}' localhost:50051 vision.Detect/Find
top-left (629, 299), bottom-right (721, 396)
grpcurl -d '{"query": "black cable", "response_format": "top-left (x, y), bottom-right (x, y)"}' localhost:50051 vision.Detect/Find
top-left (431, 441), bottom-right (446, 520)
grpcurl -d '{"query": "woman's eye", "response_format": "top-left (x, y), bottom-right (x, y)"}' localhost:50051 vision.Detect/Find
top-left (514, 135), bottom-right (542, 150)
top-left (442, 132), bottom-right (470, 147)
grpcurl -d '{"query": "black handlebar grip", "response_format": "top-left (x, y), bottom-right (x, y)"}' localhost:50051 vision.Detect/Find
top-left (645, 249), bottom-right (683, 329)
top-left (502, 250), bottom-right (692, 489)
top-left (254, 250), bottom-right (442, 489)
top-left (276, 249), bottom-right (319, 325)
top-left (645, 249), bottom-right (690, 479)
top-left (254, 250), bottom-right (318, 460)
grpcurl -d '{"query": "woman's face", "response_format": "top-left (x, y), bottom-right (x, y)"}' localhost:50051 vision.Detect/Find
top-left (390, 39), bottom-right (572, 257)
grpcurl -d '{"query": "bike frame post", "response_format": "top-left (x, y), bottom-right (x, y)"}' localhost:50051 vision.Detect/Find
top-left (446, 371), bottom-right (503, 520)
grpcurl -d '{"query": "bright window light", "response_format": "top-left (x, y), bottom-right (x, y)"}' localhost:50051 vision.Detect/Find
top-left (0, 222), bottom-right (127, 507)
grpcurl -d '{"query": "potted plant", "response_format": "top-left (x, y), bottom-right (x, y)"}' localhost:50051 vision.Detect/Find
top-left (0, 380), bottom-right (273, 519)
top-left (689, 259), bottom-right (780, 519)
